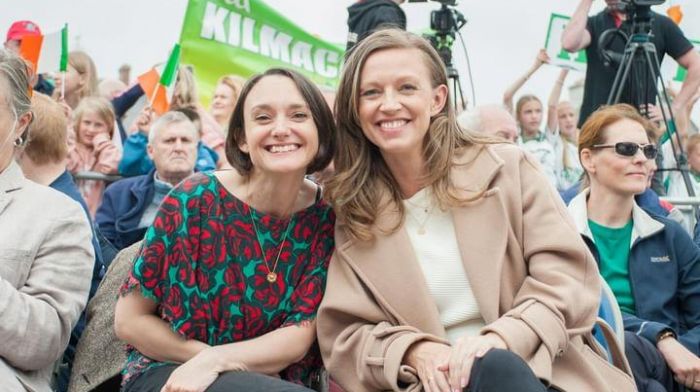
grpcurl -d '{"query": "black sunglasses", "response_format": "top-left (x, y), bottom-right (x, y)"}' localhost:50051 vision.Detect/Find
top-left (592, 142), bottom-right (658, 159)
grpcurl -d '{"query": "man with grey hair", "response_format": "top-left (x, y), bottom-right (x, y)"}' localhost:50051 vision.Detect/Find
top-left (457, 104), bottom-right (518, 142)
top-left (96, 111), bottom-right (199, 250)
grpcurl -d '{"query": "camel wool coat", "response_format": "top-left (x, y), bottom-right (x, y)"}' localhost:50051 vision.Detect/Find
top-left (317, 143), bottom-right (636, 392)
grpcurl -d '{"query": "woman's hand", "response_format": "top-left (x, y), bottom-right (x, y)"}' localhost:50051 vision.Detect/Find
top-left (438, 333), bottom-right (507, 391)
top-left (404, 341), bottom-right (453, 392)
top-left (161, 347), bottom-right (247, 392)
top-left (658, 337), bottom-right (700, 391)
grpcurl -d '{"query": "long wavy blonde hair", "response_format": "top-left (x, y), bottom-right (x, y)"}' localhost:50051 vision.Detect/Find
top-left (326, 29), bottom-right (494, 241)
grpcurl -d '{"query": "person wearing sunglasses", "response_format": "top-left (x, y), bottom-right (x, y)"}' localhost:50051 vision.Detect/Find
top-left (567, 104), bottom-right (700, 392)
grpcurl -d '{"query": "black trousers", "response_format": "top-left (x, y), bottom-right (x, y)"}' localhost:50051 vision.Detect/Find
top-left (122, 364), bottom-right (313, 392)
top-left (466, 349), bottom-right (558, 392)
top-left (624, 331), bottom-right (681, 392)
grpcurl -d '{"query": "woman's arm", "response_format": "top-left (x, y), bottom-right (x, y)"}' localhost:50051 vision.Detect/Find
top-left (503, 49), bottom-right (549, 113)
top-left (199, 322), bottom-right (316, 375)
top-left (114, 288), bottom-right (209, 364)
top-left (546, 69), bottom-right (569, 134)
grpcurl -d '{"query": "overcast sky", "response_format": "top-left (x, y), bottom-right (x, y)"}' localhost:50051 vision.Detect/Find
top-left (3, 0), bottom-right (699, 114)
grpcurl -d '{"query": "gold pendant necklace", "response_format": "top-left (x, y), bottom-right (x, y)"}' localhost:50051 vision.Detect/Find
top-left (249, 207), bottom-right (294, 283)
top-left (406, 203), bottom-right (435, 235)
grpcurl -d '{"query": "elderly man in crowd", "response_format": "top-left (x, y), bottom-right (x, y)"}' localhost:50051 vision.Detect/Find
top-left (96, 111), bottom-right (198, 251)
top-left (457, 103), bottom-right (518, 142)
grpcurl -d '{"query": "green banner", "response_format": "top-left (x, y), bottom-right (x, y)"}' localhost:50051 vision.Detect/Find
top-left (179, 0), bottom-right (344, 107)
top-left (544, 13), bottom-right (587, 72)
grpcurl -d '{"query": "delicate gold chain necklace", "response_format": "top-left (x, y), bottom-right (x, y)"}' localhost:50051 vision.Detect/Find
top-left (246, 181), bottom-right (295, 283)
top-left (249, 207), bottom-right (294, 283)
top-left (405, 199), bottom-right (435, 235)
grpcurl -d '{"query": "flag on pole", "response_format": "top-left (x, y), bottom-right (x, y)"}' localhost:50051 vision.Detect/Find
top-left (19, 24), bottom-right (68, 74)
top-left (138, 43), bottom-right (181, 115)
top-left (667, 5), bottom-right (684, 24)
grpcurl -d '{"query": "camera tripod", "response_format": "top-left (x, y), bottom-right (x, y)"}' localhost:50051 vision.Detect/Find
top-left (605, 16), bottom-right (698, 214)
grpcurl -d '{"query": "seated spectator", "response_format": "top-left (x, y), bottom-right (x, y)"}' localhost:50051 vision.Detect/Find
top-left (209, 74), bottom-right (245, 133)
top-left (15, 92), bottom-right (106, 391)
top-left (456, 104), bottom-right (518, 142)
top-left (118, 106), bottom-right (217, 177)
top-left (319, 29), bottom-right (634, 392)
top-left (66, 96), bottom-right (122, 217)
top-left (97, 111), bottom-right (198, 251)
top-left (114, 68), bottom-right (336, 391)
top-left (0, 47), bottom-right (93, 392)
top-left (568, 104), bottom-right (700, 392)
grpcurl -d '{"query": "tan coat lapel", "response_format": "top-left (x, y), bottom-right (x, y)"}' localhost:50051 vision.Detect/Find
top-left (450, 145), bottom-right (507, 323)
top-left (338, 202), bottom-right (446, 336)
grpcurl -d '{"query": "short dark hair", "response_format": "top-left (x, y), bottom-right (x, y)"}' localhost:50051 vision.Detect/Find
top-left (225, 68), bottom-right (335, 175)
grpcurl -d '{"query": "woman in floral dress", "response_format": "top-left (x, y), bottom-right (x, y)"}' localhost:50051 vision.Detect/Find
top-left (114, 68), bottom-right (336, 392)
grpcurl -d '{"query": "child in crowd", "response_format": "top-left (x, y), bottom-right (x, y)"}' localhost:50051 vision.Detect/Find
top-left (547, 68), bottom-right (583, 191)
top-left (503, 49), bottom-right (558, 188)
top-left (66, 97), bottom-right (121, 217)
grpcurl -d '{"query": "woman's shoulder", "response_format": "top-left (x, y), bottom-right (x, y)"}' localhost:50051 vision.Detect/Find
top-left (171, 172), bottom-right (218, 196)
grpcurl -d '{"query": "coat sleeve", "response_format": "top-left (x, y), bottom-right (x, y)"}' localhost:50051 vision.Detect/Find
top-left (481, 150), bottom-right (601, 362)
top-left (0, 202), bottom-right (94, 370)
top-left (317, 247), bottom-right (448, 392)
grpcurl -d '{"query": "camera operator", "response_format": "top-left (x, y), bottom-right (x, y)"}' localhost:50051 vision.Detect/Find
top-left (346, 0), bottom-right (406, 54)
top-left (562, 0), bottom-right (700, 128)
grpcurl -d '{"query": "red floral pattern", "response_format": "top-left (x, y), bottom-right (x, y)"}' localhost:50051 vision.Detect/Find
top-left (119, 173), bottom-right (335, 386)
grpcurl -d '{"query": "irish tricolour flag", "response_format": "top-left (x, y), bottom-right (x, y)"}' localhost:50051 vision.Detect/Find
top-left (138, 43), bottom-right (181, 115)
top-left (19, 24), bottom-right (68, 74)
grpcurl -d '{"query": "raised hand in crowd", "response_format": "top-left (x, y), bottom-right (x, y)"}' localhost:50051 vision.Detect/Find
top-left (503, 48), bottom-right (550, 113)
top-left (133, 106), bottom-right (156, 135)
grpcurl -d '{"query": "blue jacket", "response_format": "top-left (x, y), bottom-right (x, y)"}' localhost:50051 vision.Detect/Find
top-left (118, 131), bottom-right (218, 177)
top-left (95, 169), bottom-right (156, 251)
top-left (568, 190), bottom-right (700, 355)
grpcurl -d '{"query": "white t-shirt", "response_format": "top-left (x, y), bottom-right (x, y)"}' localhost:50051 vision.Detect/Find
top-left (517, 132), bottom-right (558, 189)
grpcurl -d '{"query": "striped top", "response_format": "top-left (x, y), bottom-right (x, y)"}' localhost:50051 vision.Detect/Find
top-left (403, 188), bottom-right (485, 343)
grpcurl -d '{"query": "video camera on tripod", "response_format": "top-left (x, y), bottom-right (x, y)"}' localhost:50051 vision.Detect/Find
top-left (407, 0), bottom-right (470, 109)
top-left (408, 0), bottom-right (466, 69)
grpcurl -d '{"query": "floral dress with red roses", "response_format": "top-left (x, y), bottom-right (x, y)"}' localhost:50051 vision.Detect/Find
top-left (119, 172), bottom-right (335, 387)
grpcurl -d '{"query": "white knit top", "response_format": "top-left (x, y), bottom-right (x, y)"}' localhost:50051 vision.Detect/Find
top-left (403, 188), bottom-right (485, 344)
